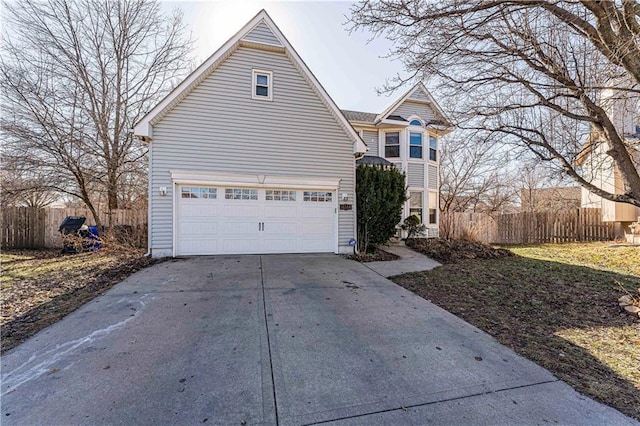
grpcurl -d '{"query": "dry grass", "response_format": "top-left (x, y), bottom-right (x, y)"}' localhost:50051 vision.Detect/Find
top-left (393, 242), bottom-right (640, 420)
top-left (506, 242), bottom-right (640, 277)
top-left (1, 248), bottom-right (157, 352)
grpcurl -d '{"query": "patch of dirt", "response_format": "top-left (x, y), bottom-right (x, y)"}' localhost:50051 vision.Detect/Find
top-left (348, 248), bottom-right (400, 263)
top-left (392, 250), bottom-right (640, 420)
top-left (1, 249), bottom-right (160, 353)
top-left (407, 237), bottom-right (514, 264)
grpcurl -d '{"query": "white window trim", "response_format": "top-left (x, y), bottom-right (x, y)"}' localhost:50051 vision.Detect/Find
top-left (408, 190), bottom-right (424, 224)
top-left (428, 190), bottom-right (439, 225)
top-left (407, 116), bottom-right (426, 161)
top-left (252, 69), bottom-right (273, 101)
top-left (408, 131), bottom-right (424, 160)
top-left (428, 133), bottom-right (438, 163)
top-left (384, 130), bottom-right (401, 159)
top-left (407, 116), bottom-right (425, 128)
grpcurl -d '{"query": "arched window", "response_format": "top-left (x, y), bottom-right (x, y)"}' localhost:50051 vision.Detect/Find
top-left (409, 119), bottom-right (423, 127)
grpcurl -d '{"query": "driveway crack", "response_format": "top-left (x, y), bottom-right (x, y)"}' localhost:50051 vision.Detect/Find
top-left (260, 255), bottom-right (280, 426)
top-left (300, 379), bottom-right (561, 425)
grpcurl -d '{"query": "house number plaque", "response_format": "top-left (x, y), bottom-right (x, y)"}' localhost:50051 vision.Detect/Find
top-left (339, 204), bottom-right (353, 211)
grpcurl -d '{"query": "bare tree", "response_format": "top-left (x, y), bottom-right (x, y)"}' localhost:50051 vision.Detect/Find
top-left (0, 161), bottom-right (61, 208)
top-left (1, 0), bottom-right (192, 227)
top-left (439, 130), bottom-right (515, 214)
top-left (349, 0), bottom-right (640, 207)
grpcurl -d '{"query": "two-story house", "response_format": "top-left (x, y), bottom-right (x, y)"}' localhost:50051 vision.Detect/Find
top-left (577, 82), bottom-right (640, 237)
top-left (343, 84), bottom-right (453, 238)
top-left (134, 10), bottom-right (451, 257)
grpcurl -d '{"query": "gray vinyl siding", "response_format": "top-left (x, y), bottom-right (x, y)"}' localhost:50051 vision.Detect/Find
top-left (408, 88), bottom-right (430, 102)
top-left (362, 130), bottom-right (379, 156)
top-left (428, 164), bottom-right (438, 189)
top-left (394, 101), bottom-right (436, 122)
top-left (150, 46), bottom-right (355, 253)
top-left (407, 163), bottom-right (424, 187)
top-left (242, 22), bottom-right (282, 46)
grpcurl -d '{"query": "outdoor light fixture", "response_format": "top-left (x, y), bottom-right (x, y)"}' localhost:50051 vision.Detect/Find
top-left (341, 193), bottom-right (349, 202)
top-left (159, 187), bottom-right (167, 196)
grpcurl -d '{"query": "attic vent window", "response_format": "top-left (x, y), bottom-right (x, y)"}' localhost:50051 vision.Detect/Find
top-left (252, 69), bottom-right (272, 101)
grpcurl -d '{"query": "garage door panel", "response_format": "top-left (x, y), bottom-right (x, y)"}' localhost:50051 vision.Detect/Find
top-left (223, 204), bottom-right (260, 217)
top-left (301, 206), bottom-right (334, 218)
top-left (179, 202), bottom-right (218, 217)
top-left (223, 221), bottom-right (261, 235)
top-left (264, 205), bottom-right (298, 218)
top-left (178, 221), bottom-right (218, 236)
top-left (178, 239), bottom-right (220, 256)
top-left (263, 238), bottom-right (299, 252)
top-left (264, 221), bottom-right (298, 234)
top-left (223, 238), bottom-right (261, 253)
top-left (302, 221), bottom-right (333, 235)
top-left (300, 238), bottom-right (334, 252)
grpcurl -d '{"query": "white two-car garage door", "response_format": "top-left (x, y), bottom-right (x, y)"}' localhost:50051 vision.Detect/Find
top-left (176, 185), bottom-right (336, 255)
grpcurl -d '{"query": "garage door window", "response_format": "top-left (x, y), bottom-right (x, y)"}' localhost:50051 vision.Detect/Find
top-left (225, 188), bottom-right (258, 200)
top-left (303, 191), bottom-right (332, 202)
top-left (181, 187), bottom-right (217, 199)
top-left (266, 190), bottom-right (296, 201)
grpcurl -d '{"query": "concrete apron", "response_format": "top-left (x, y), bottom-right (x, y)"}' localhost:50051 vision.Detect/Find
top-left (2, 255), bottom-right (636, 426)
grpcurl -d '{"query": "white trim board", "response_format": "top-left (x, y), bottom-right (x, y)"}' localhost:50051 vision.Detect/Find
top-left (169, 170), bottom-right (341, 191)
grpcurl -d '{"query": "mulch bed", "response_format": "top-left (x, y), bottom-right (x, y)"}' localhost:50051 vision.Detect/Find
top-left (1, 250), bottom-right (159, 353)
top-left (349, 248), bottom-right (400, 262)
top-left (407, 237), bottom-right (514, 263)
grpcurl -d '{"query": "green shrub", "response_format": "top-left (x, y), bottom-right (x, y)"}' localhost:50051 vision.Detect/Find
top-left (356, 164), bottom-right (406, 253)
top-left (400, 215), bottom-right (426, 239)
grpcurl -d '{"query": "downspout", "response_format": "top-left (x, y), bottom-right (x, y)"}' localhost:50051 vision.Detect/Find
top-left (145, 136), bottom-right (153, 256)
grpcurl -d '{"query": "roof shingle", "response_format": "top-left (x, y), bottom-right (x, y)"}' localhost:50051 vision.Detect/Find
top-left (341, 109), bottom-right (377, 123)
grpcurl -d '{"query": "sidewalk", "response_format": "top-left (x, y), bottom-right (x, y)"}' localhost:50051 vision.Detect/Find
top-left (365, 244), bottom-right (441, 277)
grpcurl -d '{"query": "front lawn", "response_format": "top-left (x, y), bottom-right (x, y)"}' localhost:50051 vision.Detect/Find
top-left (1, 248), bottom-right (156, 353)
top-left (394, 242), bottom-right (640, 420)
top-left (507, 242), bottom-right (640, 276)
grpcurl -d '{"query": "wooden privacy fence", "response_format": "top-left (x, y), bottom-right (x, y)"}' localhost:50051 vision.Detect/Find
top-left (441, 208), bottom-right (615, 244)
top-left (1, 207), bottom-right (47, 249)
top-left (2, 207), bottom-right (147, 249)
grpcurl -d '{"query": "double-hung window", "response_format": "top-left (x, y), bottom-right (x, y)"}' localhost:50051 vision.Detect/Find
top-left (429, 191), bottom-right (438, 224)
top-left (409, 192), bottom-right (423, 223)
top-left (252, 69), bottom-right (272, 100)
top-left (385, 132), bottom-right (400, 158)
top-left (410, 132), bottom-right (423, 159)
top-left (429, 136), bottom-right (438, 161)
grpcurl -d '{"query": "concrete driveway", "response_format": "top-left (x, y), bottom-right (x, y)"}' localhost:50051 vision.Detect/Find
top-left (2, 254), bottom-right (636, 425)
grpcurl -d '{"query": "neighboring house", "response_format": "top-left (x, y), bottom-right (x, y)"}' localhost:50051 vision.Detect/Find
top-left (343, 84), bottom-right (453, 238)
top-left (520, 186), bottom-right (581, 212)
top-left (577, 83), bottom-right (640, 237)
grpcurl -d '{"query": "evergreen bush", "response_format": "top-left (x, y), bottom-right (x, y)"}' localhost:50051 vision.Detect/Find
top-left (355, 164), bottom-right (406, 253)
top-left (400, 215), bottom-right (427, 239)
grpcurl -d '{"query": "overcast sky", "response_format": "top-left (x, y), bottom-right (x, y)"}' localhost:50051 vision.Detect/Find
top-left (161, 1), bottom-right (411, 113)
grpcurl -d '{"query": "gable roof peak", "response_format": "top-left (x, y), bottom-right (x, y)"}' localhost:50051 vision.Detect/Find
top-left (376, 82), bottom-right (452, 129)
top-left (133, 9), bottom-right (366, 154)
